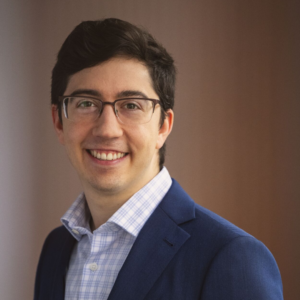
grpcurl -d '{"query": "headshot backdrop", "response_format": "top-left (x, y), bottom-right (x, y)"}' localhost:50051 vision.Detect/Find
top-left (0, 0), bottom-right (299, 299)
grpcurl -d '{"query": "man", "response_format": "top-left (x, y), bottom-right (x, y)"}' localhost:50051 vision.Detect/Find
top-left (34, 18), bottom-right (283, 300)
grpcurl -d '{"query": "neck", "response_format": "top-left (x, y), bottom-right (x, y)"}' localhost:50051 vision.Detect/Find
top-left (85, 189), bottom-right (129, 230)
top-left (83, 169), bottom-right (160, 230)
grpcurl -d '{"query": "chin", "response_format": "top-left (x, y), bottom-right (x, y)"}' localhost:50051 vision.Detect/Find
top-left (90, 177), bottom-right (124, 194)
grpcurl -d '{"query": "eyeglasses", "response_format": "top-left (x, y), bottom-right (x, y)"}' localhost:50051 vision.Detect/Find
top-left (58, 96), bottom-right (161, 125)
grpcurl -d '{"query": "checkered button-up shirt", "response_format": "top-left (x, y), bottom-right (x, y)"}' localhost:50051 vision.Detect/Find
top-left (61, 167), bottom-right (172, 300)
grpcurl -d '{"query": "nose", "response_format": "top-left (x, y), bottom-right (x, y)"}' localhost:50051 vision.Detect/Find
top-left (92, 103), bottom-right (123, 138)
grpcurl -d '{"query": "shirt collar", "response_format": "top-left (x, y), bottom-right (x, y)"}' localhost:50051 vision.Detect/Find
top-left (61, 193), bottom-right (91, 241)
top-left (108, 167), bottom-right (172, 237)
top-left (61, 167), bottom-right (172, 240)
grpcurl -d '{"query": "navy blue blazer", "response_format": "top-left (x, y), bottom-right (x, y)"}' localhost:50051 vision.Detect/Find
top-left (34, 179), bottom-right (283, 299)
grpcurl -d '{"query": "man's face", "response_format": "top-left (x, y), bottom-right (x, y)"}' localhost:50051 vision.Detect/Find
top-left (52, 57), bottom-right (173, 199)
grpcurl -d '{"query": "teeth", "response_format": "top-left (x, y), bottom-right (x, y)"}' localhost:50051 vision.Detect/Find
top-left (90, 151), bottom-right (125, 161)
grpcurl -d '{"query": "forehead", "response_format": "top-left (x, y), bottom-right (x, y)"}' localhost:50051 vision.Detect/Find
top-left (64, 57), bottom-right (157, 99)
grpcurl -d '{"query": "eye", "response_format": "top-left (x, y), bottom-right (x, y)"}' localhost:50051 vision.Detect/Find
top-left (124, 102), bottom-right (140, 110)
top-left (77, 100), bottom-right (96, 108)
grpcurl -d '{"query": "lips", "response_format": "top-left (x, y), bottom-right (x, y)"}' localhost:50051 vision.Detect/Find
top-left (89, 150), bottom-right (127, 161)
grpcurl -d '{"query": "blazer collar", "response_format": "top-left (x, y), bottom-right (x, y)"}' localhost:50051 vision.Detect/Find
top-left (159, 179), bottom-right (195, 224)
top-left (108, 179), bottom-right (195, 300)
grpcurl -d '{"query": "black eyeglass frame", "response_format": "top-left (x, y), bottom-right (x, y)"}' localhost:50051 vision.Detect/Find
top-left (58, 95), bottom-right (161, 123)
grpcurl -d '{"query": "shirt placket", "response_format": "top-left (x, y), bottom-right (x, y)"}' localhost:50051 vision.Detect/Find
top-left (78, 224), bottom-right (119, 300)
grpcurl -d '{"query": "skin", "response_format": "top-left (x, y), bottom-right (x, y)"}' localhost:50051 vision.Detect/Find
top-left (52, 57), bottom-right (174, 230)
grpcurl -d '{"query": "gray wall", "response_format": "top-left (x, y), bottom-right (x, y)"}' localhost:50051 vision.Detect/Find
top-left (0, 0), bottom-right (299, 299)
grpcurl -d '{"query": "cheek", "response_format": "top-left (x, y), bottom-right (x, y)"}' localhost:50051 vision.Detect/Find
top-left (127, 125), bottom-right (159, 156)
top-left (62, 124), bottom-right (91, 154)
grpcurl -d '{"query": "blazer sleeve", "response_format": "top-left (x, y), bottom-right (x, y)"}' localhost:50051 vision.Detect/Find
top-left (200, 236), bottom-right (283, 300)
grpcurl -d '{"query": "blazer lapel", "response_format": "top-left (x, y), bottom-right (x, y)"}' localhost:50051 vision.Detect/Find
top-left (51, 230), bottom-right (76, 300)
top-left (108, 179), bottom-right (195, 300)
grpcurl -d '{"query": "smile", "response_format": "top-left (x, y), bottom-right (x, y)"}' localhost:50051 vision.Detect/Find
top-left (89, 150), bottom-right (127, 161)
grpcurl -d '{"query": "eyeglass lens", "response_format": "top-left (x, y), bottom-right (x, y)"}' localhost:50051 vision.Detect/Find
top-left (64, 97), bottom-right (155, 125)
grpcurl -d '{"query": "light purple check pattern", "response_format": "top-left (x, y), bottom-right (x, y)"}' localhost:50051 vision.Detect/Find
top-left (61, 167), bottom-right (172, 300)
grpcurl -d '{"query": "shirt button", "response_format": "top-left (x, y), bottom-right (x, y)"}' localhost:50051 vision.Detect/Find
top-left (89, 263), bottom-right (98, 271)
top-left (72, 229), bottom-right (79, 235)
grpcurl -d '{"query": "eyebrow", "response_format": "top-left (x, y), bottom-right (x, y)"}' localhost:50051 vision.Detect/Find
top-left (69, 89), bottom-right (101, 97)
top-left (116, 90), bottom-right (149, 99)
top-left (68, 89), bottom-right (149, 99)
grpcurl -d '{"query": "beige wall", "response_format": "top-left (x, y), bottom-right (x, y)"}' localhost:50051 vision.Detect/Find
top-left (0, 0), bottom-right (299, 299)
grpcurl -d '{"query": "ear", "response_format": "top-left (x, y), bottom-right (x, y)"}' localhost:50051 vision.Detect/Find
top-left (156, 109), bottom-right (174, 149)
top-left (51, 105), bottom-right (65, 145)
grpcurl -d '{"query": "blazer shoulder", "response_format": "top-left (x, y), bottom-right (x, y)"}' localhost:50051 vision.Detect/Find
top-left (45, 225), bottom-right (71, 243)
top-left (200, 235), bottom-right (283, 299)
top-left (38, 226), bottom-right (70, 254)
top-left (194, 202), bottom-right (252, 239)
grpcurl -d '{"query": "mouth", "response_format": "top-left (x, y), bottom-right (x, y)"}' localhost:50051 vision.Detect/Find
top-left (87, 150), bottom-right (128, 161)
